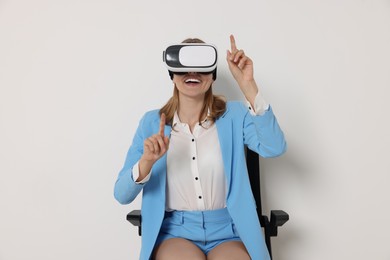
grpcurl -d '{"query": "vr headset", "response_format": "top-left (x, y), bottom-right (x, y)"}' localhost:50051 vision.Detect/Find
top-left (163, 43), bottom-right (218, 80)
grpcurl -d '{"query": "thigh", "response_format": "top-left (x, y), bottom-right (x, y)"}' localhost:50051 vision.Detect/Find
top-left (207, 241), bottom-right (250, 260)
top-left (153, 238), bottom-right (206, 260)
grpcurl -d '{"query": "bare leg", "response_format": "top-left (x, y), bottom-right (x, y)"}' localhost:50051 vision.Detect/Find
top-left (207, 241), bottom-right (250, 260)
top-left (153, 238), bottom-right (206, 260)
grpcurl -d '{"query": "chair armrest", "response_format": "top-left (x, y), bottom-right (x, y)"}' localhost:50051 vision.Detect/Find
top-left (126, 209), bottom-right (142, 236)
top-left (269, 210), bottom-right (289, 237)
top-left (270, 210), bottom-right (289, 227)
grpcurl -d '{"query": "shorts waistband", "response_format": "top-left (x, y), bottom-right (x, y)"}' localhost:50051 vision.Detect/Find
top-left (164, 208), bottom-right (231, 224)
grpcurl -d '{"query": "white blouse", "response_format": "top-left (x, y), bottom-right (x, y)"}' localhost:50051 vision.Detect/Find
top-left (132, 93), bottom-right (269, 211)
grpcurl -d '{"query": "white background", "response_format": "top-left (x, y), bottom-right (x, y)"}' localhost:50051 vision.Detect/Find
top-left (1, 0), bottom-right (390, 259)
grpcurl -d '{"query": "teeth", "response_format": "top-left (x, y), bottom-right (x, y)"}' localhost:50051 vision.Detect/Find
top-left (185, 78), bottom-right (201, 83)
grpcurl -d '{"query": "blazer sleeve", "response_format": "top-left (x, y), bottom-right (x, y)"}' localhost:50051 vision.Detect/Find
top-left (114, 114), bottom-right (147, 205)
top-left (243, 105), bottom-right (287, 158)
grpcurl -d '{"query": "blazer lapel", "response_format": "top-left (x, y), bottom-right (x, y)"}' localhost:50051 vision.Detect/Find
top-left (158, 124), bottom-right (172, 198)
top-left (216, 110), bottom-right (233, 196)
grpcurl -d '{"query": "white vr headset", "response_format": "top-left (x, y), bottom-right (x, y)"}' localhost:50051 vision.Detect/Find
top-left (163, 43), bottom-right (218, 80)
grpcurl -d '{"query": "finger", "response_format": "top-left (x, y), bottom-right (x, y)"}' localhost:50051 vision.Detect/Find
top-left (238, 55), bottom-right (248, 69)
top-left (153, 137), bottom-right (161, 154)
top-left (230, 34), bottom-right (237, 52)
top-left (233, 50), bottom-right (245, 63)
top-left (226, 50), bottom-right (238, 72)
top-left (227, 49), bottom-right (240, 63)
top-left (227, 49), bottom-right (234, 62)
top-left (159, 113), bottom-right (166, 137)
top-left (155, 135), bottom-right (166, 154)
top-left (149, 137), bottom-right (160, 154)
top-left (145, 140), bottom-right (154, 153)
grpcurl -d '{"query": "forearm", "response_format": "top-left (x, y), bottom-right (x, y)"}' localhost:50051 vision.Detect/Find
top-left (239, 79), bottom-right (259, 108)
top-left (244, 106), bottom-right (287, 158)
top-left (114, 166), bottom-right (144, 205)
top-left (137, 157), bottom-right (154, 182)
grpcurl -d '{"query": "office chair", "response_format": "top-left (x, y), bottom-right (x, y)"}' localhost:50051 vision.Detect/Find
top-left (127, 148), bottom-right (289, 259)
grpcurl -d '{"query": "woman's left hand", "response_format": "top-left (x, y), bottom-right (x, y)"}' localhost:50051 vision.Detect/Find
top-left (226, 34), bottom-right (259, 106)
top-left (227, 34), bottom-right (254, 84)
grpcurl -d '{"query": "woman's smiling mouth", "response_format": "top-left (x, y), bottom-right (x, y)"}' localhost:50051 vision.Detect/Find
top-left (184, 78), bottom-right (201, 86)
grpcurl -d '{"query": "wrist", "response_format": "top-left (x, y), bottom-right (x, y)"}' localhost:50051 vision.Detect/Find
top-left (240, 79), bottom-right (258, 106)
top-left (138, 157), bottom-right (154, 179)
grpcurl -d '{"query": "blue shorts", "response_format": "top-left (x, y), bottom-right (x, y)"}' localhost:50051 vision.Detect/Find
top-left (155, 208), bottom-right (243, 255)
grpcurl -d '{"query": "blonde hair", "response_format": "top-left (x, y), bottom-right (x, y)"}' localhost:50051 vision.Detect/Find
top-left (160, 38), bottom-right (226, 126)
top-left (159, 86), bottom-right (226, 127)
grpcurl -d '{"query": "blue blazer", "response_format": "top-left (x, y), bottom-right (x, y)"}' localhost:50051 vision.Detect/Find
top-left (114, 101), bottom-right (286, 260)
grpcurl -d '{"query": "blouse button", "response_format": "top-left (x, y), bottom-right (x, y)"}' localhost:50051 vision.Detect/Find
top-left (198, 196), bottom-right (202, 199)
top-left (192, 157), bottom-right (195, 160)
top-left (195, 177), bottom-right (199, 180)
top-left (192, 138), bottom-right (195, 142)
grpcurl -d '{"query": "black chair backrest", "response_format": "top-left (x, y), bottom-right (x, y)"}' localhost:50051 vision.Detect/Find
top-left (246, 148), bottom-right (263, 222)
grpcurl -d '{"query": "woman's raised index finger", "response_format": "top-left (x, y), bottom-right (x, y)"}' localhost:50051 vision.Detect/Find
top-left (159, 113), bottom-right (166, 136)
top-left (230, 34), bottom-right (237, 52)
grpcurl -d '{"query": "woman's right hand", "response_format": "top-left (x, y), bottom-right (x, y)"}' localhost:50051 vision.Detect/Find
top-left (138, 113), bottom-right (169, 179)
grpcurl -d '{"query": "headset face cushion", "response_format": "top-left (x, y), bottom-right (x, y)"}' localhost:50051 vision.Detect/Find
top-left (163, 44), bottom-right (217, 73)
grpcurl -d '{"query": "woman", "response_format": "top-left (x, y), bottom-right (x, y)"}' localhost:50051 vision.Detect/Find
top-left (114, 35), bottom-right (286, 260)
